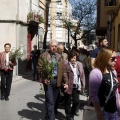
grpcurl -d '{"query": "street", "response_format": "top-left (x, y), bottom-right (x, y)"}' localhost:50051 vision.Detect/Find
top-left (0, 75), bottom-right (87, 120)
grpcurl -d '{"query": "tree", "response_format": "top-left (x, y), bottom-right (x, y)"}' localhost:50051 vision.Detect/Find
top-left (61, 0), bottom-right (96, 48)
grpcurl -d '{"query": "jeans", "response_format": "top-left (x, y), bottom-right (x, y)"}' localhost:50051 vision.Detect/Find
top-left (44, 79), bottom-right (60, 120)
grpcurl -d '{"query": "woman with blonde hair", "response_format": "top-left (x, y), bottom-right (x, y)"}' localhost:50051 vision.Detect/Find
top-left (89, 47), bottom-right (120, 120)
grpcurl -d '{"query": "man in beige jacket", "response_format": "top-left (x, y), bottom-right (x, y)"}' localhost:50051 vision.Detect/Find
top-left (37, 40), bottom-right (68, 120)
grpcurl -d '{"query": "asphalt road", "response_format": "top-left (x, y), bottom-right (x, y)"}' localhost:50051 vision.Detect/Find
top-left (0, 76), bottom-right (87, 120)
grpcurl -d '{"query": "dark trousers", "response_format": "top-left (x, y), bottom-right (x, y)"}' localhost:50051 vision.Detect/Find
top-left (32, 64), bottom-right (39, 81)
top-left (1, 70), bottom-right (13, 97)
top-left (64, 88), bottom-right (79, 120)
top-left (44, 79), bottom-right (60, 120)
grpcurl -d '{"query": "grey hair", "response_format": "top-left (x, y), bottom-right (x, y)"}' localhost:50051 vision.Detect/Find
top-left (49, 39), bottom-right (58, 45)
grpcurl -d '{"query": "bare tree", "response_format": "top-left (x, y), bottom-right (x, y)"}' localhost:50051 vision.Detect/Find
top-left (61, 0), bottom-right (96, 48)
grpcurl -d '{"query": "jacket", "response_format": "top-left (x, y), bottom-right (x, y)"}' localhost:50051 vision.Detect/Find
top-left (37, 51), bottom-right (63, 85)
top-left (62, 61), bottom-right (85, 94)
top-left (0, 51), bottom-right (17, 70)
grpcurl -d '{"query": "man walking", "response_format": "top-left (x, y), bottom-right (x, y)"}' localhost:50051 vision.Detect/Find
top-left (90, 37), bottom-right (108, 69)
top-left (37, 40), bottom-right (62, 120)
top-left (57, 44), bottom-right (68, 60)
top-left (30, 45), bottom-right (40, 81)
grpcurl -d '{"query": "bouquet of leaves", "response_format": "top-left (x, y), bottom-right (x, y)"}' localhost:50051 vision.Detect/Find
top-left (39, 58), bottom-right (54, 81)
top-left (10, 48), bottom-right (23, 61)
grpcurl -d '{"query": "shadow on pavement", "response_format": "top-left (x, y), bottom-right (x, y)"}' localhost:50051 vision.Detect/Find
top-left (55, 112), bottom-right (66, 120)
top-left (79, 99), bottom-right (87, 110)
top-left (18, 102), bottom-right (45, 120)
top-left (18, 93), bottom-right (66, 120)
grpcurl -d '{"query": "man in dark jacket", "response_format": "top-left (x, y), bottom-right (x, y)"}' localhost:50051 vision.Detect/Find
top-left (30, 45), bottom-right (40, 81)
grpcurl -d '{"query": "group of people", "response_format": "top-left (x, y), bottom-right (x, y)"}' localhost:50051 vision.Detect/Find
top-left (89, 37), bottom-right (120, 120)
top-left (36, 40), bottom-right (86, 120)
top-left (1, 37), bottom-right (120, 120)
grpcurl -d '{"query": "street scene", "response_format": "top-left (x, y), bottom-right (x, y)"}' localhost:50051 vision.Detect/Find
top-left (1, 0), bottom-right (120, 120)
top-left (0, 73), bottom-right (87, 120)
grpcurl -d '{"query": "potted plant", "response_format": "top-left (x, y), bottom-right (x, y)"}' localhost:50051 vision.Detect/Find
top-left (27, 12), bottom-right (34, 22)
top-left (39, 15), bottom-right (44, 23)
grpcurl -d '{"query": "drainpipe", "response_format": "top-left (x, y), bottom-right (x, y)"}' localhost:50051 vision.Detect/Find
top-left (15, 0), bottom-right (19, 78)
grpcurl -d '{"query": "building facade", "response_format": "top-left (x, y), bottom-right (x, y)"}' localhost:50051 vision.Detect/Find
top-left (47, 0), bottom-right (72, 48)
top-left (96, 0), bottom-right (120, 51)
top-left (104, 0), bottom-right (120, 51)
top-left (0, 0), bottom-right (46, 79)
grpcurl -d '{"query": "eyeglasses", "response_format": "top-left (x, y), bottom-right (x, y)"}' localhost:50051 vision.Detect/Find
top-left (110, 56), bottom-right (116, 61)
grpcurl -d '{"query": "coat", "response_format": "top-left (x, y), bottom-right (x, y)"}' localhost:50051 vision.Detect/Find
top-left (62, 61), bottom-right (85, 94)
top-left (37, 51), bottom-right (63, 86)
top-left (0, 51), bottom-right (17, 70)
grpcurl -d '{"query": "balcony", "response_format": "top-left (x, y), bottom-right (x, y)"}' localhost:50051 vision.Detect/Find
top-left (104, 0), bottom-right (119, 15)
top-left (27, 12), bottom-right (44, 24)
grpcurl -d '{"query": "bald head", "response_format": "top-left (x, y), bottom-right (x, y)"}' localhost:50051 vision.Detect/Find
top-left (57, 44), bottom-right (64, 54)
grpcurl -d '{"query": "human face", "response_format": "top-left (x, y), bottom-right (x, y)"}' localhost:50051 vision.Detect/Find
top-left (49, 42), bottom-right (58, 53)
top-left (70, 55), bottom-right (77, 64)
top-left (108, 51), bottom-right (117, 68)
top-left (101, 39), bottom-right (108, 47)
top-left (58, 46), bottom-right (64, 54)
top-left (4, 45), bottom-right (11, 53)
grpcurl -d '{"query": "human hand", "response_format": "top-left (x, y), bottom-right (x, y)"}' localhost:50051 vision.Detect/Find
top-left (44, 79), bottom-right (50, 85)
top-left (9, 61), bottom-right (13, 65)
top-left (64, 84), bottom-right (68, 92)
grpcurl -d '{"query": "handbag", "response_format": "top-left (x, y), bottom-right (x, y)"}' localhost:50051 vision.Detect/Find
top-left (82, 71), bottom-right (114, 120)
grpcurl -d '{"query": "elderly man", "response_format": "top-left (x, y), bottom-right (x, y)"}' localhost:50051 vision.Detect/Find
top-left (57, 44), bottom-right (68, 60)
top-left (37, 40), bottom-right (63, 120)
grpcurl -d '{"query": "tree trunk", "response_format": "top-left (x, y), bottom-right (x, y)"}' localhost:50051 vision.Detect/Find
top-left (68, 28), bottom-right (70, 50)
top-left (43, 1), bottom-right (50, 49)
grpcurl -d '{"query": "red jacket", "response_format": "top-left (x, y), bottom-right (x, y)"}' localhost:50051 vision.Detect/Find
top-left (115, 56), bottom-right (120, 93)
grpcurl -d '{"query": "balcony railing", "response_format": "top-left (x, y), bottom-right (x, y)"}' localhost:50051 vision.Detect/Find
top-left (104, 0), bottom-right (119, 14)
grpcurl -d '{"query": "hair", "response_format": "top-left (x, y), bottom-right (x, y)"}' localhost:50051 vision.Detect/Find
top-left (94, 47), bottom-right (115, 73)
top-left (99, 36), bottom-right (107, 46)
top-left (57, 44), bottom-right (64, 49)
top-left (33, 45), bottom-right (37, 48)
top-left (4, 43), bottom-right (11, 47)
top-left (68, 50), bottom-right (77, 61)
top-left (49, 39), bottom-right (58, 46)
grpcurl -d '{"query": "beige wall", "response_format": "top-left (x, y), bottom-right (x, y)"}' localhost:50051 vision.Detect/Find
top-left (112, 6), bottom-right (120, 51)
top-left (100, 1), bottom-right (109, 28)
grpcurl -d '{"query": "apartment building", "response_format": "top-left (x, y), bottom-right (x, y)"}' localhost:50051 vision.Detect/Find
top-left (104, 0), bottom-right (120, 51)
top-left (96, 0), bottom-right (120, 51)
top-left (0, 0), bottom-right (46, 78)
top-left (47, 0), bottom-right (72, 48)
top-left (96, 0), bottom-right (109, 37)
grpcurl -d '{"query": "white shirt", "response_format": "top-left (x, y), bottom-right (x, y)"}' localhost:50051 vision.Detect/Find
top-left (5, 53), bottom-right (9, 68)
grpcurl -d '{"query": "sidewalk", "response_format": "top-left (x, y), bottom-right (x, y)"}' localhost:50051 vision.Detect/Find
top-left (13, 70), bottom-right (33, 82)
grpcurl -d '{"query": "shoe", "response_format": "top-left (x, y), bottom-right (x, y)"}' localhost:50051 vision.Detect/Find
top-left (1, 96), bottom-right (4, 100)
top-left (5, 96), bottom-right (9, 101)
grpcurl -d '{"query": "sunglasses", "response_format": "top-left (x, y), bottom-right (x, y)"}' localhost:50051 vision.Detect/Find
top-left (110, 56), bottom-right (116, 61)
